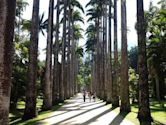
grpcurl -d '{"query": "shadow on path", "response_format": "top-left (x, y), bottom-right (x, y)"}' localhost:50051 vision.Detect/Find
top-left (81, 107), bottom-right (118, 125)
top-left (38, 101), bottom-right (104, 122)
top-left (37, 94), bottom-right (134, 125)
top-left (52, 103), bottom-right (105, 125)
top-left (109, 112), bottom-right (128, 125)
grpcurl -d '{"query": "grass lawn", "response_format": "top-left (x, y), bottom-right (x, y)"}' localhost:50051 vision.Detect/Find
top-left (150, 101), bottom-right (166, 124)
top-left (9, 98), bottom-right (64, 125)
top-left (107, 100), bottom-right (166, 125)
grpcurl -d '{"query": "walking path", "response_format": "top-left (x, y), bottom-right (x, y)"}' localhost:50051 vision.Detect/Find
top-left (38, 93), bottom-right (135, 125)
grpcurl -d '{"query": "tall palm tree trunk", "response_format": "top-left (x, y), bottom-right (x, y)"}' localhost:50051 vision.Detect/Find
top-left (137, 0), bottom-right (152, 124)
top-left (43, 0), bottom-right (54, 110)
top-left (120, 0), bottom-right (130, 113)
top-left (60, 0), bottom-right (67, 102)
top-left (74, 42), bottom-right (77, 94)
top-left (67, 0), bottom-right (71, 98)
top-left (23, 0), bottom-right (40, 120)
top-left (100, 17), bottom-right (105, 100)
top-left (53, 0), bottom-right (60, 105)
top-left (0, 0), bottom-right (16, 124)
top-left (96, 18), bottom-right (101, 98)
top-left (103, 2), bottom-right (108, 101)
top-left (92, 53), bottom-right (97, 93)
top-left (107, 0), bottom-right (113, 104)
top-left (67, 24), bottom-right (71, 98)
top-left (71, 20), bottom-right (75, 96)
top-left (112, 0), bottom-right (119, 107)
top-left (70, 38), bottom-right (74, 96)
top-left (75, 54), bottom-right (79, 94)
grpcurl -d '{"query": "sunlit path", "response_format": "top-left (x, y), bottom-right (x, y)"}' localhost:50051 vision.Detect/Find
top-left (37, 94), bottom-right (134, 125)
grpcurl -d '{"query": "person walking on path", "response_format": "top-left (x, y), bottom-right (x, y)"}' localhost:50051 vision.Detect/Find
top-left (83, 90), bottom-right (86, 102)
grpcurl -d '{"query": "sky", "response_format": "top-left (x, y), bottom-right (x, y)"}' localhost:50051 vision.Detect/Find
top-left (23, 0), bottom-right (159, 60)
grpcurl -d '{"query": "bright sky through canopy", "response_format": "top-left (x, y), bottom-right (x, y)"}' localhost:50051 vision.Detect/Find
top-left (23, 0), bottom-right (159, 60)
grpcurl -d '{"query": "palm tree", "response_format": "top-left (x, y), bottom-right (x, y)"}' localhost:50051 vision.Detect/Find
top-left (53, 0), bottom-right (60, 105)
top-left (120, 0), bottom-right (130, 113)
top-left (85, 23), bottom-right (97, 93)
top-left (22, 0), bottom-right (40, 120)
top-left (137, 0), bottom-right (152, 124)
top-left (112, 0), bottom-right (119, 107)
top-left (86, 0), bottom-right (103, 98)
top-left (73, 24), bottom-right (84, 93)
top-left (0, 1), bottom-right (16, 124)
top-left (107, 0), bottom-right (113, 104)
top-left (66, 0), bottom-right (84, 98)
top-left (58, 0), bottom-right (84, 99)
top-left (42, 0), bottom-right (54, 111)
top-left (60, 0), bottom-right (67, 102)
top-left (102, 0), bottom-right (108, 102)
top-left (69, 0), bottom-right (84, 95)
top-left (66, 0), bottom-right (71, 99)
top-left (72, 11), bottom-right (84, 94)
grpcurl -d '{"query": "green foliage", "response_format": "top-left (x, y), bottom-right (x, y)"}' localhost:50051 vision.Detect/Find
top-left (72, 10), bottom-right (84, 24)
top-left (77, 55), bottom-right (92, 88)
top-left (15, 0), bottom-right (29, 34)
top-left (11, 37), bottom-right (29, 109)
top-left (70, 0), bottom-right (84, 13)
top-left (60, 0), bottom-right (84, 13)
top-left (86, 0), bottom-right (103, 22)
top-left (22, 13), bottom-right (48, 35)
top-left (11, 0), bottom-right (47, 109)
top-left (128, 46), bottom-right (138, 73)
top-left (85, 23), bottom-right (97, 52)
top-left (16, 0), bottom-right (29, 17)
top-left (76, 46), bottom-right (84, 57)
top-left (129, 68), bottom-right (138, 104)
top-left (73, 24), bottom-right (84, 40)
top-left (145, 1), bottom-right (166, 99)
top-left (76, 74), bottom-right (84, 85)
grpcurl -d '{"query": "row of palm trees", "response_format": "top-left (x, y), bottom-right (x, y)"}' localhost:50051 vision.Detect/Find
top-left (0, 0), bottom-right (153, 125)
top-left (22, 0), bottom-right (85, 120)
top-left (85, 0), bottom-right (152, 124)
top-left (0, 0), bottom-right (84, 123)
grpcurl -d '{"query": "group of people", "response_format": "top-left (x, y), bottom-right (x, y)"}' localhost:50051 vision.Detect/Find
top-left (83, 90), bottom-right (96, 102)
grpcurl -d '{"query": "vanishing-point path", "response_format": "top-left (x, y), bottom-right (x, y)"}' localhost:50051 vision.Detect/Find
top-left (38, 93), bottom-right (135, 125)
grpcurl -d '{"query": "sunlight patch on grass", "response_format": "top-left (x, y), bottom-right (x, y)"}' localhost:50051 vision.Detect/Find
top-left (10, 103), bottom-right (63, 125)
top-left (16, 98), bottom-right (43, 110)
